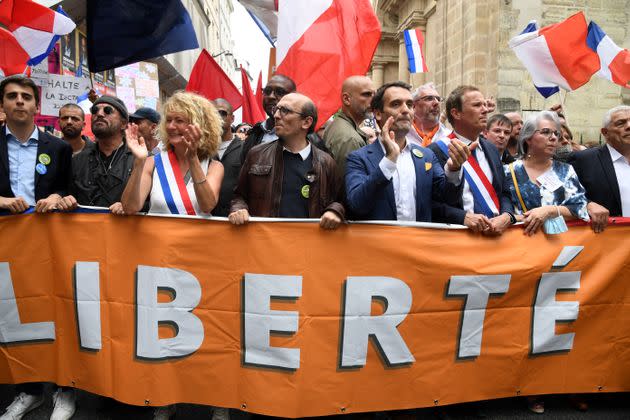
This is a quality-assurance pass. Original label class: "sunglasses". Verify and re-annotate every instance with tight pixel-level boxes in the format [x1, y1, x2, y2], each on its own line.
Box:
[90, 105, 116, 115]
[262, 86, 288, 97]
[218, 109, 228, 118]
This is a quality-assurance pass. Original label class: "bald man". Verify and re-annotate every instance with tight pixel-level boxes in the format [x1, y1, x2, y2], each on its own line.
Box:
[323, 75, 375, 182]
[230, 93, 344, 229]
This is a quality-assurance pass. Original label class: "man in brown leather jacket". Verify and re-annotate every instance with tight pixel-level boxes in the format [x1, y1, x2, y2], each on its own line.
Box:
[229, 93, 344, 229]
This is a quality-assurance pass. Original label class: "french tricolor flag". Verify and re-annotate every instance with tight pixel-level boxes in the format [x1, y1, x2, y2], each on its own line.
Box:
[509, 12, 599, 98]
[275, 0, 381, 129]
[403, 28, 428, 73]
[0, 0, 76, 66]
[0, 27, 29, 76]
[586, 21, 630, 89]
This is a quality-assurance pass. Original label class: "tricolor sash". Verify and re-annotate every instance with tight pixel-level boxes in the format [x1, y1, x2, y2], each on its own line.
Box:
[437, 134, 499, 217]
[153, 150, 197, 215]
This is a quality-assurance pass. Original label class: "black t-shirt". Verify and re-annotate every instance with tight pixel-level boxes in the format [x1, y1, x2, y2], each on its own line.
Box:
[279, 150, 313, 218]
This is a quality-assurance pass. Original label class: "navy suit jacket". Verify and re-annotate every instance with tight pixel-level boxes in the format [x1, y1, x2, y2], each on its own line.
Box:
[428, 137, 512, 223]
[0, 127, 72, 201]
[345, 140, 459, 222]
[568, 145, 622, 216]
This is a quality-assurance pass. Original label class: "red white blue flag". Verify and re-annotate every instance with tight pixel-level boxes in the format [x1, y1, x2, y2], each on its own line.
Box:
[586, 21, 630, 89]
[275, 0, 381, 129]
[0, 27, 29, 75]
[404, 28, 428, 73]
[0, 0, 75, 66]
[508, 12, 599, 98]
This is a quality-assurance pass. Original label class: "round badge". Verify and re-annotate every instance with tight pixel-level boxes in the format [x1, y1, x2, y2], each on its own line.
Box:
[412, 149, 424, 159]
[301, 185, 310, 199]
[36, 163, 47, 175]
[38, 153, 51, 165]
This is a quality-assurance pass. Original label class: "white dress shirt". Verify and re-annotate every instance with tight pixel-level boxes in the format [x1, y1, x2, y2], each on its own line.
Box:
[378, 140, 416, 221]
[607, 144, 630, 216]
[444, 133, 495, 214]
[283, 142, 312, 160]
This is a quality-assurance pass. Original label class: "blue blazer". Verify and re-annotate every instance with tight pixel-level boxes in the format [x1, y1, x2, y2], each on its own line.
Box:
[0, 128, 72, 201]
[345, 140, 458, 222]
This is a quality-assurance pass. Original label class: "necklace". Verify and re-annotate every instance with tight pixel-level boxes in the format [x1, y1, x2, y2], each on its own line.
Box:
[96, 143, 123, 175]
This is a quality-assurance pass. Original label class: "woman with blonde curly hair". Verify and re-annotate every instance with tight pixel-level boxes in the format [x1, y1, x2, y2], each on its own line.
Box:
[121, 91, 224, 215]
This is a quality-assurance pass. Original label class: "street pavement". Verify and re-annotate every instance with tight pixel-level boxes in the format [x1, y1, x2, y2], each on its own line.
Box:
[0, 385, 628, 419]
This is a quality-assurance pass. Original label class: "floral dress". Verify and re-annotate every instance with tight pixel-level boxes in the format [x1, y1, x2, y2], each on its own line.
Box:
[503, 160, 589, 220]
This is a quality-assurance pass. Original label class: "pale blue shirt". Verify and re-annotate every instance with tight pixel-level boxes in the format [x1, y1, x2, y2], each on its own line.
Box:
[6, 126, 39, 206]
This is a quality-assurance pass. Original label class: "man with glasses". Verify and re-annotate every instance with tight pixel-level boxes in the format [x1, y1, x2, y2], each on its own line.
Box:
[323, 75, 375, 183]
[229, 93, 344, 229]
[213, 98, 243, 216]
[406, 82, 452, 147]
[240, 74, 296, 162]
[241, 74, 329, 163]
[57, 95, 134, 214]
[428, 85, 514, 234]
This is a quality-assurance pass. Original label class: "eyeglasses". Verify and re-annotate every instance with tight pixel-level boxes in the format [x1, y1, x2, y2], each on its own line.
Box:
[263, 86, 288, 97]
[217, 109, 228, 118]
[90, 105, 115, 115]
[417, 95, 443, 103]
[534, 128, 561, 139]
[273, 105, 305, 118]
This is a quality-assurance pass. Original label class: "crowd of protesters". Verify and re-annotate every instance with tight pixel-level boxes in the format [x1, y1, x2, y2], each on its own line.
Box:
[0, 71, 628, 419]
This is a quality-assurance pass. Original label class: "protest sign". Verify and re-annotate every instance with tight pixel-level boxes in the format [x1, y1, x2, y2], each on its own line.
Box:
[40, 74, 91, 116]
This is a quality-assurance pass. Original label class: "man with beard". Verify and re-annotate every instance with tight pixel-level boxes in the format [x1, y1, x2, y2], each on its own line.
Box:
[345, 81, 467, 222]
[504, 111, 524, 163]
[241, 74, 328, 163]
[429, 85, 514, 234]
[406, 82, 452, 147]
[57, 95, 134, 214]
[323, 75, 375, 182]
[58, 103, 93, 156]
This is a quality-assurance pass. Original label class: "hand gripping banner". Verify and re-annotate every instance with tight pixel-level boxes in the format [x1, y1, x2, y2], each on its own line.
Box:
[0, 213, 629, 417]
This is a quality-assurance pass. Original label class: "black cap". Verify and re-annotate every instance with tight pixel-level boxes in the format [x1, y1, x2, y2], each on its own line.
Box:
[129, 107, 161, 124]
[92, 95, 129, 121]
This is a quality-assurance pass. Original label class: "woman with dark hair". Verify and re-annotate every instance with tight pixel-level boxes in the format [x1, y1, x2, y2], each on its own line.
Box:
[504, 111, 589, 238]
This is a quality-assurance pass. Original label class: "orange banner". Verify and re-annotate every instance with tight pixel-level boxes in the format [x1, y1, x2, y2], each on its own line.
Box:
[1, 213, 629, 417]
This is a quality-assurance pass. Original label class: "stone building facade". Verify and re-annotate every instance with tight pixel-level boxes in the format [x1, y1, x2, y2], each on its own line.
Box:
[370, 0, 630, 142]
